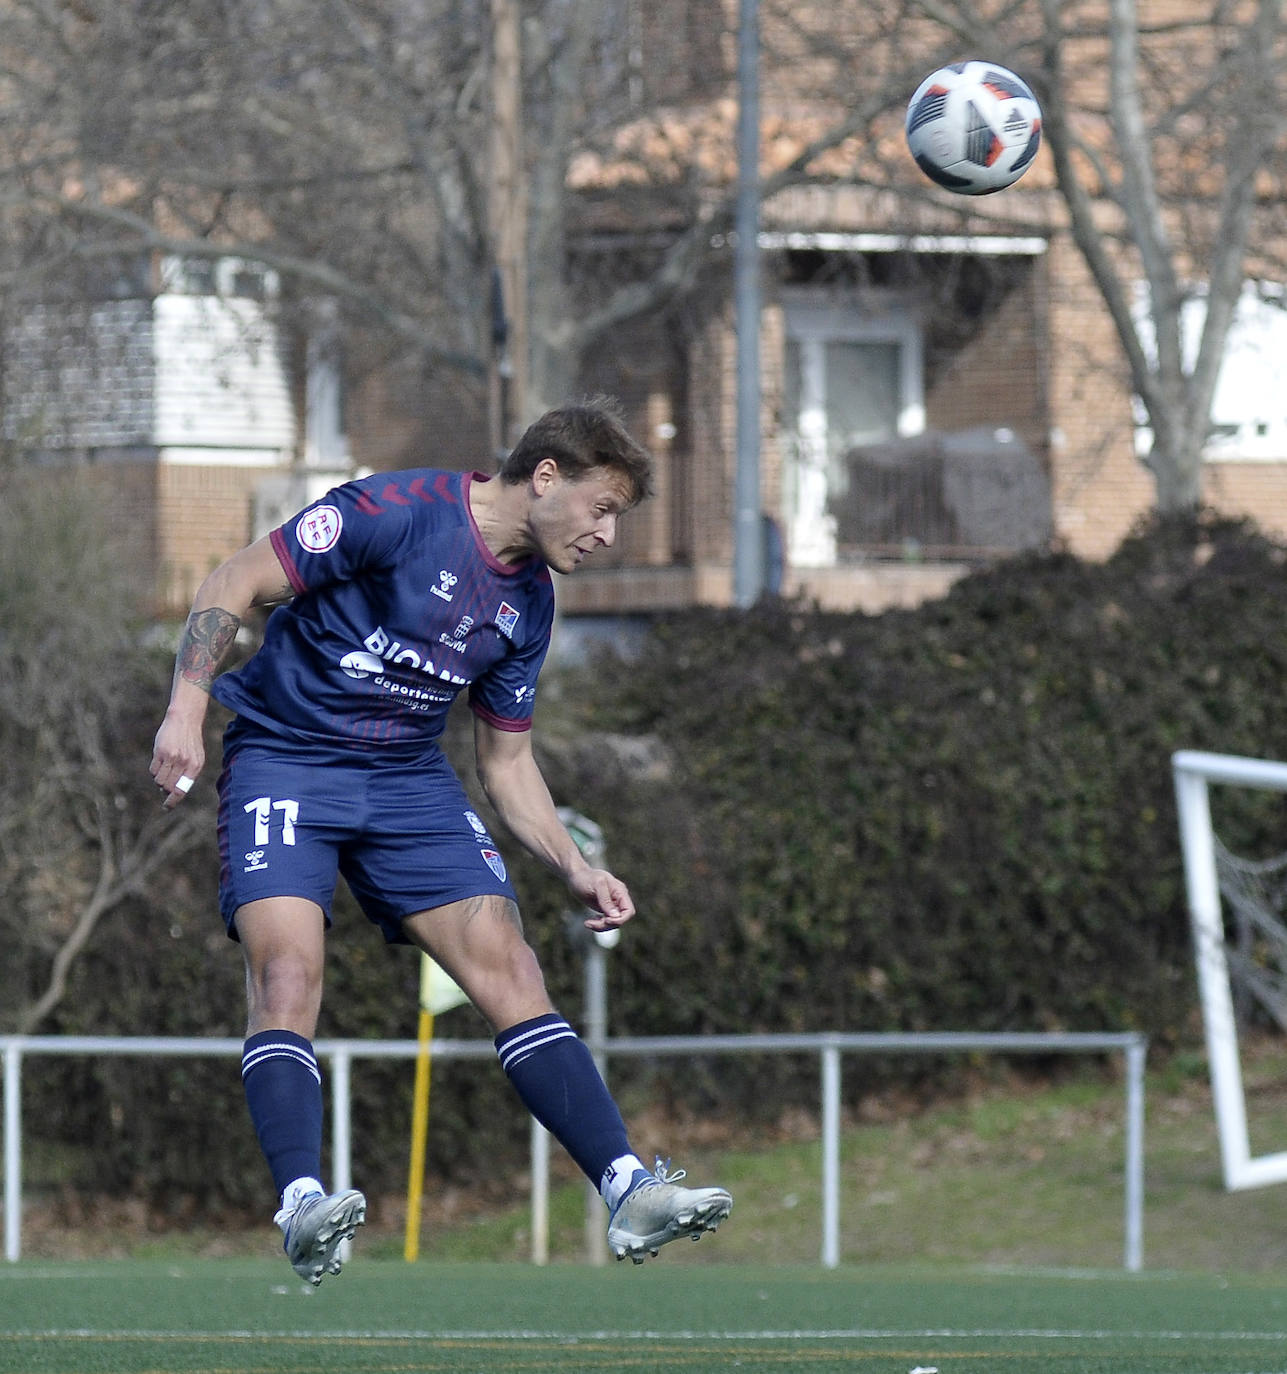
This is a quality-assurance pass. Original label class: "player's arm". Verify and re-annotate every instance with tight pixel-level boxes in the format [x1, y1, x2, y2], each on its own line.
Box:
[472, 716, 636, 931]
[150, 536, 295, 808]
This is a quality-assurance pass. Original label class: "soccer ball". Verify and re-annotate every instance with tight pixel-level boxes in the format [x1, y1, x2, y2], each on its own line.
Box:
[905, 61, 1042, 195]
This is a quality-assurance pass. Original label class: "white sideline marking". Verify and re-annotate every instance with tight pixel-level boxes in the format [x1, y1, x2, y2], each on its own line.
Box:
[7, 1327, 1287, 1343]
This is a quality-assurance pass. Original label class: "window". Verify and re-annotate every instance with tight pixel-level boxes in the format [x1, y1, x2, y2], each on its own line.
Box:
[781, 294, 924, 566]
[1134, 280, 1287, 462]
[159, 256, 279, 301]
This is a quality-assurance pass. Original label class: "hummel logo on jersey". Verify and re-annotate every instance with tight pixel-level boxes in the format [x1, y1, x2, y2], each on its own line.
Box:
[496, 602, 520, 638]
[431, 570, 458, 601]
[514, 684, 536, 707]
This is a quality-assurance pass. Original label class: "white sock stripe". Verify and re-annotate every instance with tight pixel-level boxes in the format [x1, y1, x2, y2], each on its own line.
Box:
[499, 1018, 573, 1051]
[498, 1027, 578, 1072]
[496, 1023, 577, 1074]
[241, 1042, 321, 1083]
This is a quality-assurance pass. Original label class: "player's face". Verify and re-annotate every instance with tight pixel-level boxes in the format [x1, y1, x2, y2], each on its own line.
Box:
[534, 467, 635, 574]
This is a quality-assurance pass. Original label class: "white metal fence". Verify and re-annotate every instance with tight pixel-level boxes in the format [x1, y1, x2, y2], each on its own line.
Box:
[2, 1030, 1147, 1269]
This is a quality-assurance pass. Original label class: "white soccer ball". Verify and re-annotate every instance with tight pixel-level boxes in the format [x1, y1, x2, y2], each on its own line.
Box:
[905, 60, 1042, 195]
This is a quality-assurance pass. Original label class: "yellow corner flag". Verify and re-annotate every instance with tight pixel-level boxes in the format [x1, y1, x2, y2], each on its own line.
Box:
[405, 954, 470, 1262]
[420, 953, 470, 1016]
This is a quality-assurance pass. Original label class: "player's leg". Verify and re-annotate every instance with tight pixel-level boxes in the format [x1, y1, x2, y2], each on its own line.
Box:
[401, 896, 732, 1262]
[235, 896, 366, 1285]
[217, 741, 365, 1284]
[236, 895, 328, 1199]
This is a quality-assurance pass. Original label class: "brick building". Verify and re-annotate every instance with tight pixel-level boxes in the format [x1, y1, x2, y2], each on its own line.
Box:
[6, 4, 1287, 624]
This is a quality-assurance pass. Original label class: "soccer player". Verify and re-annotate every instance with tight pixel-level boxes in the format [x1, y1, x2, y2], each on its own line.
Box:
[149, 402, 732, 1284]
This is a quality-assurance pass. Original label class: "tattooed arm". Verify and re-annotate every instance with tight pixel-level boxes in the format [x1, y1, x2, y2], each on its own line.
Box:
[150, 536, 295, 807]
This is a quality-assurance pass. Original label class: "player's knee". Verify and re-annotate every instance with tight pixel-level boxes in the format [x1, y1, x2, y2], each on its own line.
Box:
[247, 952, 322, 1023]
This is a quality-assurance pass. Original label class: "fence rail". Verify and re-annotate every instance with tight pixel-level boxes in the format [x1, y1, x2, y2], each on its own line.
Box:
[2, 1030, 1147, 1270]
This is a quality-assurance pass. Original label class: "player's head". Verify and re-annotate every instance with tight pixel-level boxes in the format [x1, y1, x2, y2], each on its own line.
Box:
[499, 399, 654, 507]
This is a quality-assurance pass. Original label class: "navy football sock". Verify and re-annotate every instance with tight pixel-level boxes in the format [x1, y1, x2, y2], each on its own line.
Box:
[241, 1030, 324, 1199]
[495, 1014, 633, 1187]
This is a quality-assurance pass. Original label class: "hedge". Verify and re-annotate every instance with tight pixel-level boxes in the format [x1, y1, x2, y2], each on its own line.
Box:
[27, 511, 1287, 1213]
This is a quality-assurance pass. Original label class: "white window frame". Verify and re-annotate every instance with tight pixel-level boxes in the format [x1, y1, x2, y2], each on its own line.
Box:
[781, 293, 925, 566]
[159, 255, 280, 301]
[1134, 279, 1287, 463]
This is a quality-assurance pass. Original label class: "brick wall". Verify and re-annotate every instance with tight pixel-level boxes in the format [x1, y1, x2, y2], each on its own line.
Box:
[156, 463, 291, 611]
[1202, 462, 1287, 541]
[1043, 237, 1156, 558]
[924, 262, 1049, 458]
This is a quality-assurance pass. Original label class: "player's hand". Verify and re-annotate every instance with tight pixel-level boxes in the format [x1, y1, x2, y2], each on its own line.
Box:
[149, 711, 206, 809]
[572, 867, 636, 931]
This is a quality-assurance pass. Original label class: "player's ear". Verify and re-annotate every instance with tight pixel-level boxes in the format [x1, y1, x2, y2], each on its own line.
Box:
[531, 456, 561, 494]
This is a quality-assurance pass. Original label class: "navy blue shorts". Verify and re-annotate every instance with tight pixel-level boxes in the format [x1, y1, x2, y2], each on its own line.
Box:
[216, 729, 517, 943]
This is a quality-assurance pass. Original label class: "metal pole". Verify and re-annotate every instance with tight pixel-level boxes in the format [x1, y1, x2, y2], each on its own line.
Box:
[1124, 1038, 1146, 1271]
[732, 0, 762, 608]
[584, 943, 609, 1265]
[531, 1120, 550, 1265]
[489, 0, 526, 445]
[329, 1047, 352, 1193]
[329, 1047, 355, 1267]
[821, 1043, 841, 1268]
[4, 1043, 19, 1263]
[1174, 763, 1253, 1188]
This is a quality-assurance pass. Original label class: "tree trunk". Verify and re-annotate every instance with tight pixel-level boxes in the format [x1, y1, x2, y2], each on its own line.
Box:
[1144, 412, 1205, 513]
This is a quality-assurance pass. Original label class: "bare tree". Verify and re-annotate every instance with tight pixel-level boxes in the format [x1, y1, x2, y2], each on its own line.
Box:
[0, 467, 211, 1033]
[1034, 0, 1287, 510]
[1, 1, 1283, 508]
[732, 0, 1287, 512]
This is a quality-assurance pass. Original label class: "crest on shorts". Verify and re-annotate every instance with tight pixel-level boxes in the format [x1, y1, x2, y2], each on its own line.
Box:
[481, 848, 507, 881]
[296, 504, 342, 553]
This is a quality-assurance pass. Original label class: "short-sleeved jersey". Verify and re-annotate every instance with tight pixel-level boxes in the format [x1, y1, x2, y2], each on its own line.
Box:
[211, 469, 554, 759]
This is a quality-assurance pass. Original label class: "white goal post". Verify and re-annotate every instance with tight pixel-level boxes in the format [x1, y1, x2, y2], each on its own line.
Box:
[1173, 749, 1287, 1190]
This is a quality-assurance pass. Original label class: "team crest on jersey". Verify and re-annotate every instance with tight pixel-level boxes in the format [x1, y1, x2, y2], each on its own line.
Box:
[296, 504, 342, 553]
[495, 601, 520, 639]
[481, 848, 507, 881]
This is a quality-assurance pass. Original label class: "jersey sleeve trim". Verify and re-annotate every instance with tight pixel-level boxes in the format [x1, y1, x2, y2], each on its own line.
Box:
[270, 527, 309, 596]
[470, 699, 534, 733]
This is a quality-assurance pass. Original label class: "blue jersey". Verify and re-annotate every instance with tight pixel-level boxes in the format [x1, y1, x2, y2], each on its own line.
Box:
[212, 469, 554, 758]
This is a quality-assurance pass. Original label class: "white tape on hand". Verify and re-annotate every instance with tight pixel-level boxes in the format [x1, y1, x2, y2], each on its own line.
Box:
[174, 775, 195, 794]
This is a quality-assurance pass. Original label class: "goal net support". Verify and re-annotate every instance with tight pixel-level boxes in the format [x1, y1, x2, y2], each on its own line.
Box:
[1174, 749, 1287, 1191]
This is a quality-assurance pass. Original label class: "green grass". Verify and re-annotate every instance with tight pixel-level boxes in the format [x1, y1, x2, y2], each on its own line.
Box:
[26, 1038, 1287, 1275]
[2, 1259, 1287, 1372]
[363, 1039, 1287, 1273]
[10, 1044, 1287, 1370]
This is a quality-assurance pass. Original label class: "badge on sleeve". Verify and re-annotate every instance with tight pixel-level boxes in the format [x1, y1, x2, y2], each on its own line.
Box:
[296, 504, 343, 553]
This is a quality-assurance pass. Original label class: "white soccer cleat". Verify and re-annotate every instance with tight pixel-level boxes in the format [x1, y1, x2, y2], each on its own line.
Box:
[607, 1159, 732, 1264]
[275, 1188, 366, 1286]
